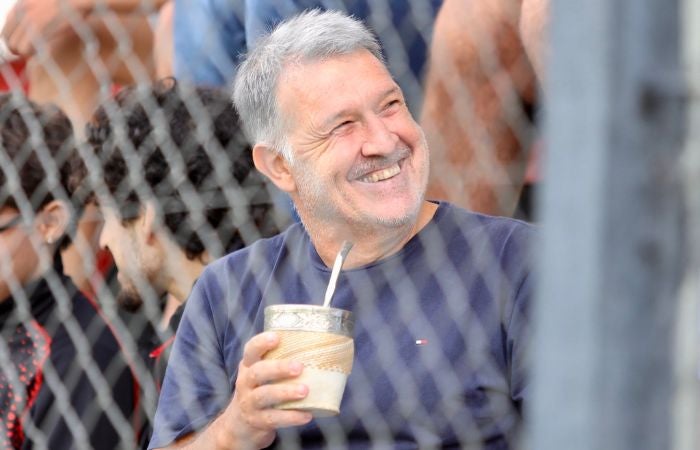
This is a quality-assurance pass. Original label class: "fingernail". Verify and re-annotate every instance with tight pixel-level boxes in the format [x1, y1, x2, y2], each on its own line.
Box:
[289, 361, 303, 374]
[265, 332, 277, 343]
[296, 385, 308, 397]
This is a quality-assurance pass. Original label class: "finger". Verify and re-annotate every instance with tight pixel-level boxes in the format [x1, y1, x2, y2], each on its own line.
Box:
[241, 332, 280, 367]
[241, 359, 304, 389]
[247, 408, 313, 430]
[249, 382, 309, 410]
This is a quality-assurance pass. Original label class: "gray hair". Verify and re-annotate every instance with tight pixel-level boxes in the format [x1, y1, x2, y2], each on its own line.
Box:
[232, 9, 384, 161]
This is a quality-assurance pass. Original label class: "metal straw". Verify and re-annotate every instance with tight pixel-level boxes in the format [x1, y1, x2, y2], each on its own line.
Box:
[322, 241, 354, 308]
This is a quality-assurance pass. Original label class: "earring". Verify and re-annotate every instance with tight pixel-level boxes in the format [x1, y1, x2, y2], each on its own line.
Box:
[46, 237, 55, 245]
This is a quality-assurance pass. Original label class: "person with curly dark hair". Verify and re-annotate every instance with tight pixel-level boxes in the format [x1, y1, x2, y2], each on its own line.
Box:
[83, 77, 281, 354]
[80, 79, 282, 448]
[0, 92, 138, 448]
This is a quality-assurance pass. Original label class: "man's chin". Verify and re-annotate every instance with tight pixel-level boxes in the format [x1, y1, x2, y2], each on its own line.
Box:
[367, 200, 422, 228]
[373, 214, 415, 228]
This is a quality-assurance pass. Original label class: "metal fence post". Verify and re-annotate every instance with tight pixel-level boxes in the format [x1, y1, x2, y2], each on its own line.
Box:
[674, 0, 700, 448]
[530, 0, 687, 449]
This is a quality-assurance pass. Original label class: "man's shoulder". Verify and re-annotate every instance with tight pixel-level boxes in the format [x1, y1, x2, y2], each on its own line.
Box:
[436, 201, 536, 238]
[188, 223, 307, 309]
[430, 202, 536, 270]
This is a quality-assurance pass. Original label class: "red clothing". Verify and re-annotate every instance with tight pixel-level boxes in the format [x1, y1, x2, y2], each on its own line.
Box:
[0, 60, 27, 92]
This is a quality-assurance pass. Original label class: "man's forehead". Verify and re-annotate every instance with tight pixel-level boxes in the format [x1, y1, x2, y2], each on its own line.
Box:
[281, 51, 388, 90]
[277, 52, 398, 121]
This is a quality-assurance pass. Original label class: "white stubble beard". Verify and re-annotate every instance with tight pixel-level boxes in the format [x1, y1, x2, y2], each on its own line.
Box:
[290, 130, 430, 233]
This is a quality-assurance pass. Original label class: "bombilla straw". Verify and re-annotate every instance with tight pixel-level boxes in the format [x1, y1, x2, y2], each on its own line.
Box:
[323, 241, 354, 308]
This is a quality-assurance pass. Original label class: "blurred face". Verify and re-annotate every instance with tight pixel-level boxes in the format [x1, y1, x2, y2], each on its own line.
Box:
[277, 50, 429, 231]
[0, 207, 41, 302]
[98, 206, 163, 311]
[62, 202, 105, 296]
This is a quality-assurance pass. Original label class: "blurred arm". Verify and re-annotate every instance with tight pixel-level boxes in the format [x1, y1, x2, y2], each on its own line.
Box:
[421, 0, 537, 216]
[2, 0, 169, 57]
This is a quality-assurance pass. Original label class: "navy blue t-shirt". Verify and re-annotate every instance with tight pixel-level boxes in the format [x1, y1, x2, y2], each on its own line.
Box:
[150, 202, 534, 449]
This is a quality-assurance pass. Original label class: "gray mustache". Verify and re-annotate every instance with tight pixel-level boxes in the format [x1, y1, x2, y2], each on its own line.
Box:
[348, 147, 410, 179]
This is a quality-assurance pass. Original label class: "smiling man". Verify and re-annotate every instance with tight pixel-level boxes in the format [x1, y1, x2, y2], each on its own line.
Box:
[271, 49, 431, 234]
[150, 10, 535, 450]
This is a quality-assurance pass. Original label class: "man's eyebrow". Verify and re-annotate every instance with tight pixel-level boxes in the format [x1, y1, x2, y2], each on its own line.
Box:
[319, 108, 355, 132]
[374, 86, 403, 107]
[319, 86, 402, 131]
[380, 86, 402, 100]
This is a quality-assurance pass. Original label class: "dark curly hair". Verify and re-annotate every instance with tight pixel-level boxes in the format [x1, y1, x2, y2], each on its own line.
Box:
[0, 93, 80, 249]
[84, 79, 280, 260]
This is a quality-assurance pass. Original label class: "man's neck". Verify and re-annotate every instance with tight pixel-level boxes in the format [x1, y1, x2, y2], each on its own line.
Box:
[306, 201, 439, 269]
[164, 250, 208, 304]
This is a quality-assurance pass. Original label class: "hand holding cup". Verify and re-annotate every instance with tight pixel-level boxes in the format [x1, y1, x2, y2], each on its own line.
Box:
[221, 332, 313, 449]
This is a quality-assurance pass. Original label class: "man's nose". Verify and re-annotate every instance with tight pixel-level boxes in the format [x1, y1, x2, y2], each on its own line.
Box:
[361, 116, 399, 157]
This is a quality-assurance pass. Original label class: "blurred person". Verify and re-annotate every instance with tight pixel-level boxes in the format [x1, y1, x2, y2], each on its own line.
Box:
[520, 0, 548, 81]
[0, 92, 137, 448]
[150, 10, 535, 450]
[1, 0, 173, 129]
[173, 0, 442, 113]
[153, 1, 174, 79]
[171, 0, 245, 87]
[244, 0, 444, 113]
[0, 0, 175, 298]
[421, 0, 538, 217]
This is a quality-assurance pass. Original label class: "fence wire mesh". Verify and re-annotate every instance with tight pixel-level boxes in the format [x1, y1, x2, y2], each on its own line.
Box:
[0, 0, 694, 449]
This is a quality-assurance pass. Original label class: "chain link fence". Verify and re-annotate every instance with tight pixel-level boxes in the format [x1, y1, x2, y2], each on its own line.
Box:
[0, 0, 695, 449]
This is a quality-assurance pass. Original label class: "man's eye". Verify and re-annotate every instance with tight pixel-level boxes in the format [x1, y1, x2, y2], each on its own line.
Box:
[384, 99, 402, 111]
[333, 121, 354, 133]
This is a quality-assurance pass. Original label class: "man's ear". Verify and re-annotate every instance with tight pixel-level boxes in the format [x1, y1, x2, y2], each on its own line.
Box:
[252, 144, 296, 193]
[36, 200, 70, 244]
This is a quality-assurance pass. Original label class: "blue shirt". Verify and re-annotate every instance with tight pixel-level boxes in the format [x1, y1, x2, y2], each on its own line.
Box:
[150, 202, 534, 449]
